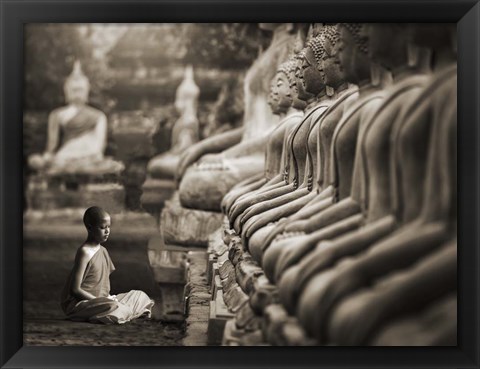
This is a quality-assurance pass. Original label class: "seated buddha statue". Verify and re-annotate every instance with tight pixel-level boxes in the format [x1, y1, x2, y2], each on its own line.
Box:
[147, 65, 200, 180]
[243, 26, 364, 262]
[229, 26, 357, 241]
[28, 61, 123, 177]
[177, 23, 297, 212]
[292, 24, 457, 343]
[274, 23, 432, 308]
[327, 74, 457, 346]
[221, 59, 305, 214]
[259, 24, 392, 281]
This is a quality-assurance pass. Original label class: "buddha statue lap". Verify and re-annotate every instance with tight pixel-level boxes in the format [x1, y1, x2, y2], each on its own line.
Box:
[28, 61, 124, 180]
[369, 292, 457, 346]
[147, 65, 200, 180]
[177, 24, 297, 212]
[293, 25, 457, 343]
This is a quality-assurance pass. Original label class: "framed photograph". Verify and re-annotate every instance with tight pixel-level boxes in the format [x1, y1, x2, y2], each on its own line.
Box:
[1, 0, 479, 368]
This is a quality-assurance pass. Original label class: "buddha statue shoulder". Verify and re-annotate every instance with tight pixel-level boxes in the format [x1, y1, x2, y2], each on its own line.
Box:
[28, 61, 123, 177]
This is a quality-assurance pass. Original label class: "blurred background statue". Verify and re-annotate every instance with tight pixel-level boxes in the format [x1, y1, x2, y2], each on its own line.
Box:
[28, 61, 123, 177]
[147, 65, 200, 179]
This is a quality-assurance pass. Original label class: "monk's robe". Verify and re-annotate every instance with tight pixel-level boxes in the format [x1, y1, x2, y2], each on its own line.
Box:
[61, 246, 154, 324]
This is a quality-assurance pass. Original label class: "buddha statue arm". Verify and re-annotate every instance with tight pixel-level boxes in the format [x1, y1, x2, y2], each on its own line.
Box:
[45, 111, 60, 155]
[92, 112, 107, 156]
[220, 133, 271, 158]
[176, 127, 244, 179]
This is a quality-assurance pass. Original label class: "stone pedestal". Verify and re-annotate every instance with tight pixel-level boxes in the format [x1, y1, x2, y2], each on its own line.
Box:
[161, 192, 224, 248]
[140, 178, 176, 219]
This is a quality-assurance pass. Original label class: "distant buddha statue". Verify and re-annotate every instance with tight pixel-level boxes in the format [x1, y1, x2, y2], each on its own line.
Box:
[177, 24, 297, 212]
[147, 65, 200, 179]
[28, 61, 123, 177]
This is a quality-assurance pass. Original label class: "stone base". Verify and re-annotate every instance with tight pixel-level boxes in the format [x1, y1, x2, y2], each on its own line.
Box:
[161, 192, 224, 248]
[207, 291, 235, 345]
[140, 177, 176, 218]
[27, 182, 125, 213]
[183, 251, 212, 346]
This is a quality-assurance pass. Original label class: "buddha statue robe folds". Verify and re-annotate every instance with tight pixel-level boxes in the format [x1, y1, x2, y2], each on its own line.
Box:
[28, 61, 124, 178]
[177, 24, 297, 212]
[294, 27, 457, 343]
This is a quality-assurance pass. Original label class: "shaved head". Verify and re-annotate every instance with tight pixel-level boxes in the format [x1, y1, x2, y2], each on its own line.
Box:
[83, 206, 110, 229]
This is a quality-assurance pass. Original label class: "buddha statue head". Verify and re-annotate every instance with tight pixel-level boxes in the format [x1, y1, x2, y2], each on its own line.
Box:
[296, 34, 326, 97]
[268, 79, 283, 115]
[175, 65, 200, 114]
[64, 60, 90, 105]
[367, 23, 412, 70]
[274, 58, 299, 113]
[338, 23, 372, 84]
[317, 24, 346, 88]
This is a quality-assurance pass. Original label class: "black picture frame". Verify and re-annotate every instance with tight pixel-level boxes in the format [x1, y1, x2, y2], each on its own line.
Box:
[1, 0, 478, 368]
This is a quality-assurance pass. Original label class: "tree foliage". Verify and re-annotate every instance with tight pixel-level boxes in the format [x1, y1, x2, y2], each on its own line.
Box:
[182, 24, 271, 69]
[24, 24, 114, 110]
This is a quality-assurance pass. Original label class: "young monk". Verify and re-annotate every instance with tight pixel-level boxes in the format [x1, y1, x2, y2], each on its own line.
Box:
[61, 206, 154, 324]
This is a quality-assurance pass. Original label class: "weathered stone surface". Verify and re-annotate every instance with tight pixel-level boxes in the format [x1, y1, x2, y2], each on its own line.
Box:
[161, 193, 223, 247]
[208, 227, 229, 257]
[140, 177, 175, 216]
[250, 275, 279, 314]
[183, 250, 211, 346]
[235, 260, 263, 294]
[262, 304, 289, 344]
[218, 260, 235, 280]
[207, 299, 232, 346]
[235, 301, 261, 331]
[223, 286, 249, 313]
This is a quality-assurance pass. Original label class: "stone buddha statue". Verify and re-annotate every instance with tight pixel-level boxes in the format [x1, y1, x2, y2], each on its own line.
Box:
[262, 25, 390, 281]
[289, 24, 456, 343]
[228, 26, 343, 238]
[28, 61, 123, 177]
[264, 23, 432, 289]
[147, 65, 200, 180]
[176, 23, 297, 212]
[221, 58, 305, 214]
[323, 25, 457, 346]
[242, 26, 364, 262]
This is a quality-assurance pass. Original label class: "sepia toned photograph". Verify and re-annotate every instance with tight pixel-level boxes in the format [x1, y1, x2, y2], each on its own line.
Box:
[23, 22, 457, 347]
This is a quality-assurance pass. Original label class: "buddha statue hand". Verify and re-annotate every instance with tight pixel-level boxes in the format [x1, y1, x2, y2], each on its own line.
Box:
[28, 152, 54, 171]
[175, 127, 244, 182]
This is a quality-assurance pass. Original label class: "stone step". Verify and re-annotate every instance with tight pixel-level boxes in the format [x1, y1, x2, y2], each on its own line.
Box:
[207, 291, 235, 345]
[161, 193, 224, 248]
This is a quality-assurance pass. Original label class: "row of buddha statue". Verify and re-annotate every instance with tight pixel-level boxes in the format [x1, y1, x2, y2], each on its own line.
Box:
[160, 22, 456, 345]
